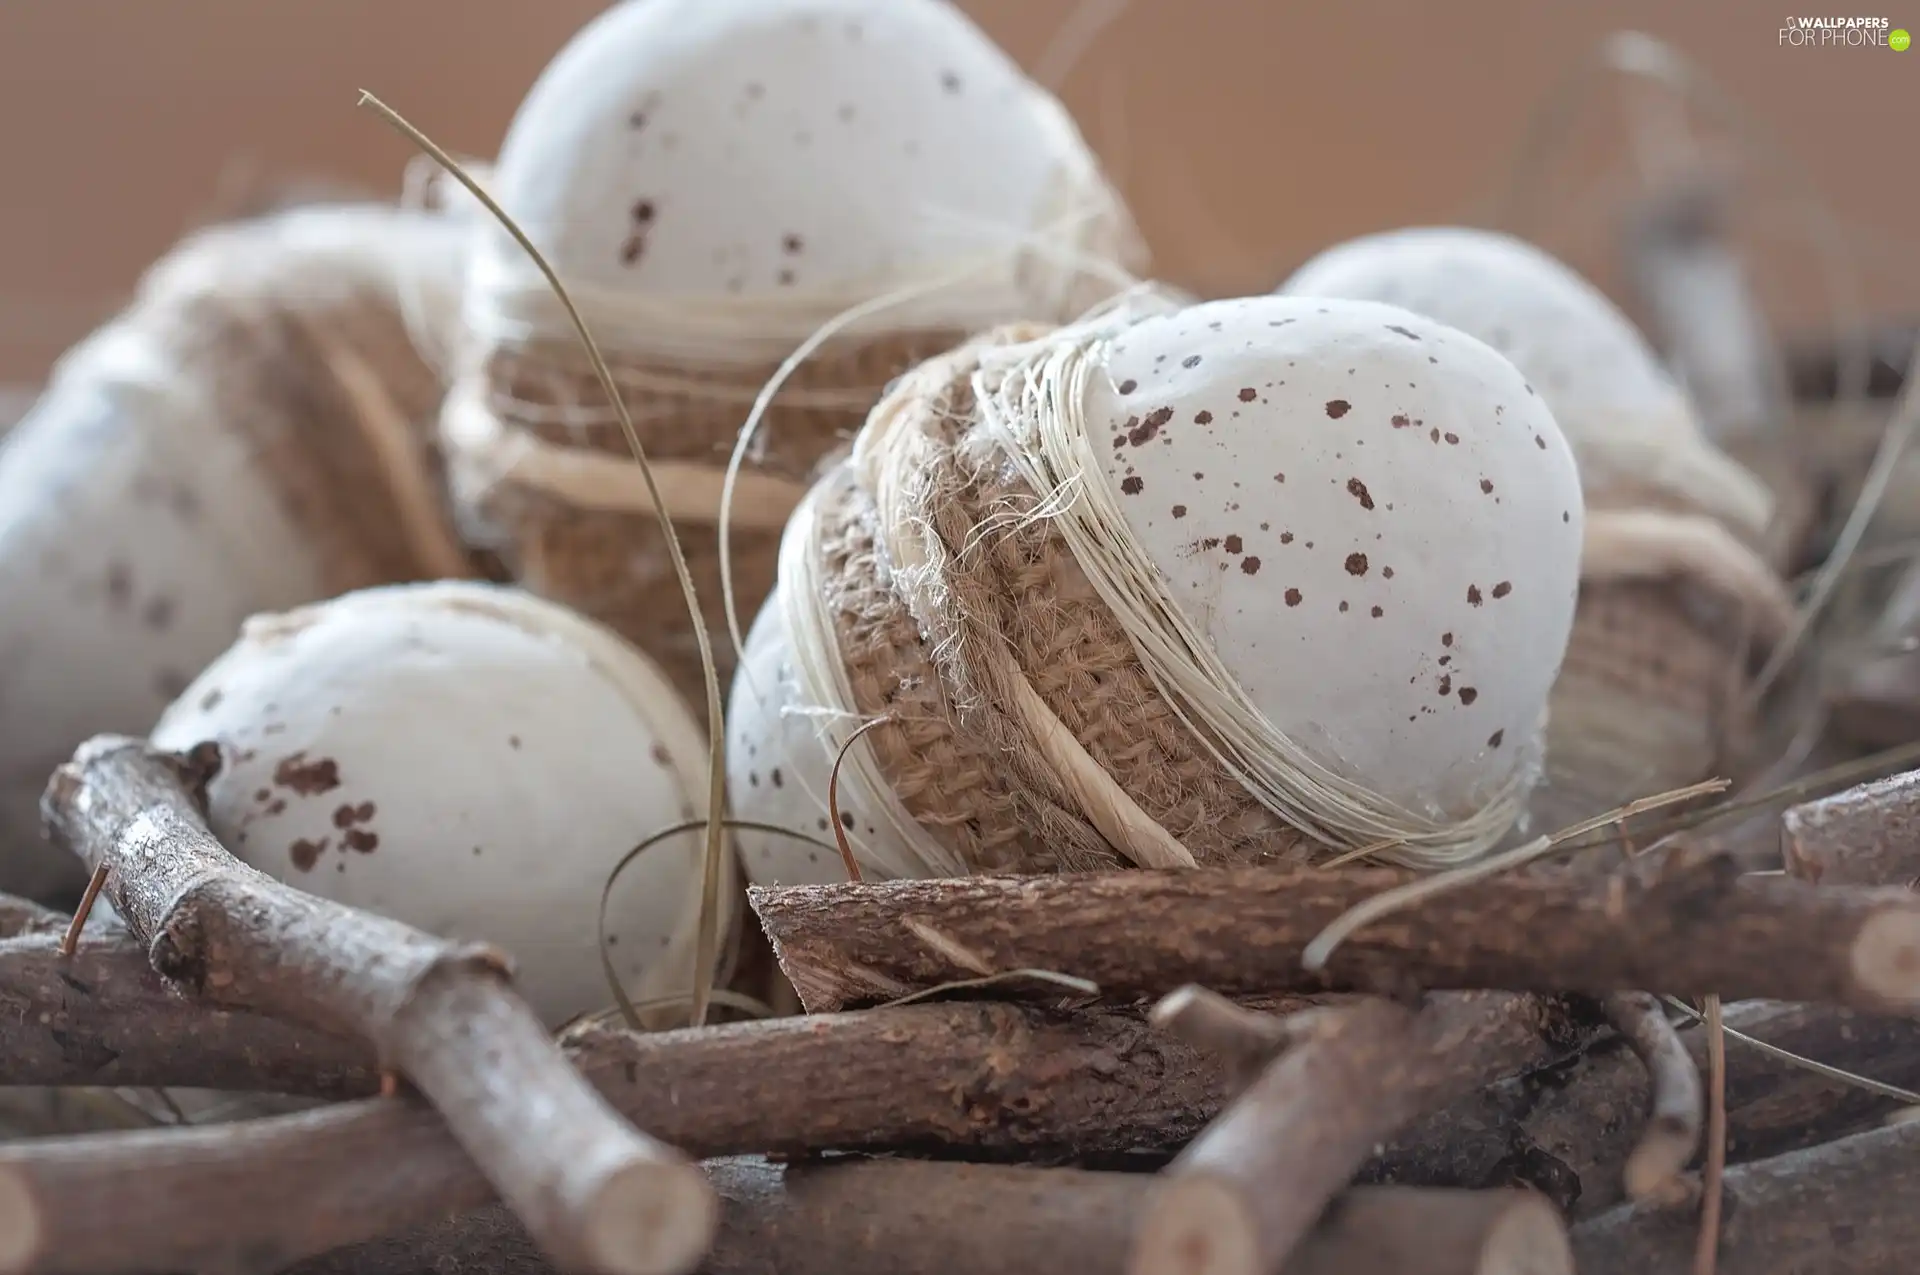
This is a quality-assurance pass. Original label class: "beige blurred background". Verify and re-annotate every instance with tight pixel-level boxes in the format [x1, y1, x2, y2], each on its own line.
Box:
[0, 0, 1914, 384]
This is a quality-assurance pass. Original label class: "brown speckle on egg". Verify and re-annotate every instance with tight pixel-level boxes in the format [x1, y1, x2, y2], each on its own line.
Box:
[1491, 581, 1512, 599]
[272, 752, 340, 796]
[1346, 478, 1374, 510]
[1370, 605, 1384, 618]
[1241, 557, 1262, 575]
[1224, 534, 1243, 554]
[288, 838, 328, 872]
[1444, 432, 1460, 445]
[1121, 476, 1144, 495]
[1438, 675, 1452, 697]
[1385, 324, 1422, 341]
[1117, 378, 1138, 395]
[343, 828, 380, 853]
[1325, 398, 1350, 418]
[1195, 410, 1213, 424]
[1467, 585, 1483, 606]
[1480, 479, 1494, 494]
[1284, 587, 1302, 606]
[1172, 504, 1188, 518]
[1458, 687, 1479, 706]
[1344, 552, 1369, 576]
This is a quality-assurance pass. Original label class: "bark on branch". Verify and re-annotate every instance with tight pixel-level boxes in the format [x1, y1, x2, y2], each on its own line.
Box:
[1135, 991, 1564, 1275]
[1371, 999, 1920, 1219]
[748, 859, 1920, 1013]
[1571, 1118, 1920, 1273]
[1783, 768, 1920, 887]
[30, 736, 713, 1275]
[278, 1158, 1575, 1275]
[0, 995, 1225, 1275]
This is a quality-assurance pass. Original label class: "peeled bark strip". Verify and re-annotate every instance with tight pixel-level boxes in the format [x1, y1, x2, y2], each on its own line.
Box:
[1783, 769, 1920, 887]
[1570, 1118, 1920, 1274]
[1134, 993, 1565, 1275]
[1600, 992, 1703, 1205]
[282, 1158, 1573, 1275]
[0, 998, 1223, 1275]
[1373, 999, 1920, 1219]
[33, 736, 713, 1275]
[749, 859, 1920, 1013]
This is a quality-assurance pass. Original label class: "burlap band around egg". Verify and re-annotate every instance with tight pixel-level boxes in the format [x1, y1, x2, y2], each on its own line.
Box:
[766, 322, 1546, 880]
[1532, 506, 1799, 831]
[437, 329, 974, 708]
[128, 228, 473, 592]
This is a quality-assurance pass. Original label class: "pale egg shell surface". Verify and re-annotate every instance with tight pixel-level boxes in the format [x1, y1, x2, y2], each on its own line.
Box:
[1277, 227, 1696, 447]
[726, 590, 866, 888]
[483, 0, 1096, 295]
[0, 327, 330, 899]
[1088, 295, 1585, 817]
[150, 581, 712, 1029]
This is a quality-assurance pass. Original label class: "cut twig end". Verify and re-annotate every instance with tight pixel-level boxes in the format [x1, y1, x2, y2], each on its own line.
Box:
[581, 1158, 719, 1275]
[1129, 1176, 1259, 1275]
[1849, 906, 1920, 1010]
[1481, 1191, 1577, 1275]
[0, 1168, 40, 1275]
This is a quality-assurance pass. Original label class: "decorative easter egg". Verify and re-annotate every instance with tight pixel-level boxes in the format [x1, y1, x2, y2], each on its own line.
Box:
[728, 295, 1588, 881]
[151, 581, 727, 1028]
[469, 0, 1137, 319]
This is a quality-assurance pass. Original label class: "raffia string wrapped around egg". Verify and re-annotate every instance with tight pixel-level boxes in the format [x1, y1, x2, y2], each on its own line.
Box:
[0, 202, 471, 903]
[438, 0, 1146, 706]
[1280, 227, 1799, 832]
[727, 293, 1587, 885]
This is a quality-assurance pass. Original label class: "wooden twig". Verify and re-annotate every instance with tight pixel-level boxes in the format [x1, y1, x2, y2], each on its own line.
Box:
[0, 995, 1226, 1275]
[0, 924, 371, 1093]
[748, 858, 1920, 1013]
[280, 1158, 1575, 1275]
[1373, 999, 1920, 1219]
[33, 736, 713, 1275]
[1571, 1118, 1920, 1274]
[1782, 768, 1920, 887]
[1602, 992, 1704, 1206]
[1133, 992, 1565, 1275]
[1145, 984, 1319, 1091]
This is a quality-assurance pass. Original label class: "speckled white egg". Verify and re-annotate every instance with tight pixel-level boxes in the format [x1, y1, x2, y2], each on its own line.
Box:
[471, 0, 1135, 308]
[726, 591, 864, 888]
[149, 580, 731, 1028]
[1276, 227, 1773, 541]
[1087, 295, 1586, 819]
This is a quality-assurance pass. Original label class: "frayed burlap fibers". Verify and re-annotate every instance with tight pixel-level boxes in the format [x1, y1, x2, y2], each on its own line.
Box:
[772, 329, 1319, 878]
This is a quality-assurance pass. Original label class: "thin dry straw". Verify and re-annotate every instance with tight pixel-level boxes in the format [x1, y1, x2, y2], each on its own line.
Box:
[1749, 333, 1920, 701]
[715, 198, 1147, 667]
[1299, 777, 1728, 973]
[358, 93, 733, 1030]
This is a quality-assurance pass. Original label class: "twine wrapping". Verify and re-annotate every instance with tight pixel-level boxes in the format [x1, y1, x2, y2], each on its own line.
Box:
[438, 137, 1148, 706]
[759, 314, 1549, 881]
